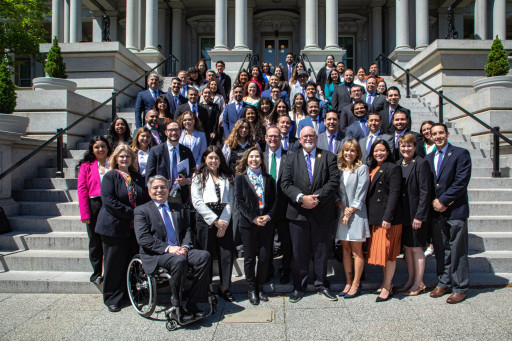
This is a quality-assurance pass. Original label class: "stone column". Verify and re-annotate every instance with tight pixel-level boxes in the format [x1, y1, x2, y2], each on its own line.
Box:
[493, 0, 506, 40]
[145, 0, 158, 50]
[69, 0, 82, 43]
[228, 1, 235, 49]
[415, 0, 429, 49]
[247, 1, 254, 50]
[64, 0, 70, 43]
[214, 0, 228, 49]
[51, 0, 64, 42]
[300, 2, 305, 49]
[304, 0, 319, 49]
[158, 8, 167, 55]
[125, 0, 137, 50]
[108, 13, 118, 41]
[234, 0, 248, 49]
[92, 12, 103, 42]
[474, 0, 487, 40]
[371, 6, 383, 59]
[138, 0, 145, 50]
[325, 0, 339, 49]
[171, 4, 183, 69]
[395, 0, 409, 49]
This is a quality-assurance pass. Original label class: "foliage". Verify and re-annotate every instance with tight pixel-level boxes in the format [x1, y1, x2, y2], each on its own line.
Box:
[0, 58, 17, 113]
[44, 36, 67, 78]
[485, 35, 510, 77]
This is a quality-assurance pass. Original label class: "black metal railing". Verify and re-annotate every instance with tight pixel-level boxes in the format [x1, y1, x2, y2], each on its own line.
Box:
[299, 53, 318, 80]
[0, 54, 178, 182]
[234, 53, 254, 83]
[377, 53, 512, 178]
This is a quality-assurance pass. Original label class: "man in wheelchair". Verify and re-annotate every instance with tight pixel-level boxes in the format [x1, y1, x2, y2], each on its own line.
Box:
[134, 175, 212, 321]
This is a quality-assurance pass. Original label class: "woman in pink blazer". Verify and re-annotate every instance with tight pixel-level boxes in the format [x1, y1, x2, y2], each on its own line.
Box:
[77, 136, 112, 285]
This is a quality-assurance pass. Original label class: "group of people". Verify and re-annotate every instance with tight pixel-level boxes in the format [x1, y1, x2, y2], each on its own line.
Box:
[77, 55, 472, 317]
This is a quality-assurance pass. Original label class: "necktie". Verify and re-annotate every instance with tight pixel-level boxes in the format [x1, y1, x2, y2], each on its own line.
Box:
[436, 150, 444, 176]
[270, 152, 277, 181]
[305, 153, 313, 183]
[174, 95, 179, 108]
[192, 104, 197, 115]
[395, 135, 400, 148]
[288, 65, 292, 81]
[152, 90, 157, 101]
[236, 102, 241, 115]
[328, 134, 335, 153]
[159, 204, 178, 246]
[312, 119, 318, 133]
[358, 119, 368, 136]
[301, 87, 306, 97]
[282, 136, 288, 150]
[367, 93, 372, 104]
[389, 108, 395, 123]
[366, 135, 374, 156]
[171, 147, 178, 184]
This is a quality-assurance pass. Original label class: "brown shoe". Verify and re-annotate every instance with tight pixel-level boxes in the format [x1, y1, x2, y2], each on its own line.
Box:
[446, 292, 467, 304]
[430, 286, 449, 298]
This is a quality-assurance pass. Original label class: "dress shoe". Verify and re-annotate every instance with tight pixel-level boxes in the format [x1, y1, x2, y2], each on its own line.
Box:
[403, 283, 427, 296]
[317, 288, 338, 301]
[248, 291, 260, 305]
[186, 302, 204, 318]
[344, 287, 361, 299]
[289, 290, 304, 303]
[375, 290, 393, 303]
[90, 276, 103, 285]
[107, 304, 120, 312]
[446, 292, 467, 304]
[279, 270, 291, 284]
[258, 289, 269, 302]
[430, 286, 449, 298]
[218, 289, 235, 302]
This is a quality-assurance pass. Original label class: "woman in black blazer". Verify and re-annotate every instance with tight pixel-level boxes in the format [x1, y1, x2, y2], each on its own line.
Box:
[315, 55, 336, 99]
[396, 133, 433, 296]
[95, 144, 150, 312]
[366, 139, 402, 302]
[234, 146, 277, 305]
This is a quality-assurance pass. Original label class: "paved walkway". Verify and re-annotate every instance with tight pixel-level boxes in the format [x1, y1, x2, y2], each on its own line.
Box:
[1, 287, 512, 340]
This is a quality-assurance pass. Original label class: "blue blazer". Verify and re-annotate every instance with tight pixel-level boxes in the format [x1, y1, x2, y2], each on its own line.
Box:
[297, 116, 326, 137]
[426, 144, 472, 220]
[179, 130, 207, 166]
[260, 89, 290, 106]
[223, 101, 247, 138]
[345, 120, 368, 141]
[135, 89, 165, 128]
[165, 92, 188, 116]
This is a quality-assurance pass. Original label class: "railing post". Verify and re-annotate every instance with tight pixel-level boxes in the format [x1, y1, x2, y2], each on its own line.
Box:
[492, 127, 502, 178]
[405, 68, 411, 98]
[111, 91, 117, 122]
[438, 90, 444, 124]
[56, 129, 64, 178]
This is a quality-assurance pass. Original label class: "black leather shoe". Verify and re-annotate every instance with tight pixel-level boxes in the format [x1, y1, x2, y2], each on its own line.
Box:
[107, 305, 120, 312]
[186, 302, 204, 318]
[182, 311, 195, 322]
[317, 288, 338, 301]
[218, 289, 235, 302]
[289, 290, 304, 303]
[90, 276, 102, 285]
[248, 291, 260, 305]
[258, 289, 269, 302]
[279, 270, 290, 284]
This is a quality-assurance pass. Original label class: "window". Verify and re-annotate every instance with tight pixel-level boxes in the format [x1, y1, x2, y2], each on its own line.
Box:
[199, 37, 215, 68]
[15, 59, 32, 87]
[338, 36, 354, 70]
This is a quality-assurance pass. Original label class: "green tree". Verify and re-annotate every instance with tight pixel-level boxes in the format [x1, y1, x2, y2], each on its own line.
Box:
[44, 37, 67, 78]
[485, 35, 511, 77]
[0, 59, 17, 114]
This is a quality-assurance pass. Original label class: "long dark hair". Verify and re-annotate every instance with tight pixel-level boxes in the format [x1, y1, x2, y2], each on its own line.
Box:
[106, 117, 132, 149]
[268, 99, 290, 126]
[368, 139, 395, 171]
[257, 97, 273, 120]
[244, 106, 266, 145]
[154, 95, 172, 119]
[195, 145, 233, 189]
[250, 65, 265, 85]
[420, 120, 436, 143]
[76, 136, 112, 170]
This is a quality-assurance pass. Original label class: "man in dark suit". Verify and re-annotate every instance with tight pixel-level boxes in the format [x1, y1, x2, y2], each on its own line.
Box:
[283, 53, 295, 82]
[145, 120, 197, 205]
[332, 68, 354, 113]
[344, 100, 370, 141]
[426, 123, 472, 304]
[278, 115, 300, 152]
[133, 109, 165, 147]
[281, 126, 340, 303]
[200, 87, 221, 145]
[134, 175, 211, 318]
[362, 76, 386, 112]
[390, 110, 425, 160]
[264, 126, 292, 284]
[297, 99, 326, 137]
[378, 86, 411, 134]
[261, 75, 290, 104]
[174, 87, 211, 140]
[339, 86, 371, 133]
[165, 77, 188, 117]
[359, 112, 394, 163]
[305, 82, 329, 120]
[317, 110, 344, 155]
[216, 60, 231, 102]
[223, 84, 247, 138]
[135, 72, 165, 128]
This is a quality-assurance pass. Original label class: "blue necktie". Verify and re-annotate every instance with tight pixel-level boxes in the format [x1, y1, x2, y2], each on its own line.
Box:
[174, 95, 179, 108]
[171, 147, 178, 183]
[436, 150, 444, 177]
[366, 135, 374, 156]
[305, 153, 313, 183]
[389, 108, 395, 123]
[367, 93, 372, 104]
[152, 90, 157, 101]
[159, 204, 178, 246]
[282, 135, 288, 150]
[358, 119, 368, 136]
[328, 134, 335, 153]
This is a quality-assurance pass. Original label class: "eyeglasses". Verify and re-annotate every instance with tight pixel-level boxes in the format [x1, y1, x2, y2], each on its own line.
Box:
[151, 186, 168, 190]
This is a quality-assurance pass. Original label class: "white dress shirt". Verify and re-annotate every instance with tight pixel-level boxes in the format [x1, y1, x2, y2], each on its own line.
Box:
[138, 149, 149, 175]
[266, 147, 283, 181]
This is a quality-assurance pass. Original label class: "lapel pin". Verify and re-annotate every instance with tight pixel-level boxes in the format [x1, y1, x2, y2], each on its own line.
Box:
[318, 153, 322, 158]
[448, 152, 452, 156]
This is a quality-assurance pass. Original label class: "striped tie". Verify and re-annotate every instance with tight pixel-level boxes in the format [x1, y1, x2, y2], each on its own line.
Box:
[305, 153, 313, 183]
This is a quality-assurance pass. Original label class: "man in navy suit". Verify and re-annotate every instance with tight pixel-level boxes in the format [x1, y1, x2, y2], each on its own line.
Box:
[378, 86, 411, 134]
[223, 84, 246, 138]
[297, 99, 326, 137]
[261, 75, 290, 105]
[283, 53, 295, 82]
[362, 76, 386, 112]
[305, 82, 328, 120]
[278, 115, 300, 152]
[135, 73, 165, 128]
[339, 85, 370, 133]
[426, 123, 472, 304]
[165, 77, 188, 117]
[317, 110, 344, 155]
[344, 100, 370, 141]
[390, 110, 425, 160]
[359, 112, 394, 163]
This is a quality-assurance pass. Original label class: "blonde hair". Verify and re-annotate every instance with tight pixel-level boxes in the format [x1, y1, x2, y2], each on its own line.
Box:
[225, 118, 256, 150]
[337, 139, 363, 173]
[398, 132, 417, 147]
[110, 144, 139, 172]
[131, 127, 151, 152]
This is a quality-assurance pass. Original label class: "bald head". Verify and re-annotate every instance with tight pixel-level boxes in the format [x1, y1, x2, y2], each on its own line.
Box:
[299, 126, 317, 152]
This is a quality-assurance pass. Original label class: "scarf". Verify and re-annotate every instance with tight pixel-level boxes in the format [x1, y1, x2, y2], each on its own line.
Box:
[247, 167, 265, 210]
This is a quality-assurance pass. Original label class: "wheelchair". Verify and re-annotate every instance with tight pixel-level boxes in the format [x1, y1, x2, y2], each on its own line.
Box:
[126, 254, 217, 331]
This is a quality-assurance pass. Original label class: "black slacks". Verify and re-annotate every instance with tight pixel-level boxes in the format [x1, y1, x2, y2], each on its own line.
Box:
[240, 222, 274, 291]
[101, 234, 131, 306]
[289, 218, 332, 291]
[87, 197, 103, 281]
[275, 217, 292, 272]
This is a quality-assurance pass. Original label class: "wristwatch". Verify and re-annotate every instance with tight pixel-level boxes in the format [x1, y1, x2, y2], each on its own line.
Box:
[298, 194, 304, 204]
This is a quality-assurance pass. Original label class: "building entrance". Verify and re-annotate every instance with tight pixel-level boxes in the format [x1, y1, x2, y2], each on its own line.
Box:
[261, 37, 292, 69]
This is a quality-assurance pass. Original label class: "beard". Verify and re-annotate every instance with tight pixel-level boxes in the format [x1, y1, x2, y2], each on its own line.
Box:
[303, 142, 315, 150]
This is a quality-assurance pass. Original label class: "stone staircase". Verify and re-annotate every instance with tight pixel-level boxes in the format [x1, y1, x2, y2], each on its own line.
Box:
[1, 80, 512, 294]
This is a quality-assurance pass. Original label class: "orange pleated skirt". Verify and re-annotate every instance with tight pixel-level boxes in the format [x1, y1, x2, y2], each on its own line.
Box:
[367, 224, 402, 267]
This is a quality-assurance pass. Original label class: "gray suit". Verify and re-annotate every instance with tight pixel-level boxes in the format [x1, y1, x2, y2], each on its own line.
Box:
[317, 131, 344, 155]
[359, 132, 394, 164]
[335, 165, 370, 241]
[362, 93, 386, 112]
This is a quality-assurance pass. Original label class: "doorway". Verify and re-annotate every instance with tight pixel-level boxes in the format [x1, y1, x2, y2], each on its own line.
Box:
[261, 37, 292, 70]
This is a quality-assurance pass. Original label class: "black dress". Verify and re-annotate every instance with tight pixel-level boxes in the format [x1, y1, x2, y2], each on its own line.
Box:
[400, 162, 427, 247]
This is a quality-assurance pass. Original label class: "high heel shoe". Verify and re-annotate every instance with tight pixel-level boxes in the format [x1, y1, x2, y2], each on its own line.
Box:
[403, 283, 427, 296]
[375, 288, 393, 302]
[344, 287, 361, 299]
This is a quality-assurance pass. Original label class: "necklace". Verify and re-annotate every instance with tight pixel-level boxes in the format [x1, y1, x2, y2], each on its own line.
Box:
[402, 161, 411, 167]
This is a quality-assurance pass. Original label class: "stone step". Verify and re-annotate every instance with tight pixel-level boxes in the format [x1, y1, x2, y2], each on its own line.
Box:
[37, 167, 77, 179]
[67, 150, 87, 159]
[469, 177, 512, 188]
[468, 216, 512, 232]
[0, 231, 87, 251]
[0, 250, 91, 272]
[24, 178, 77, 190]
[12, 189, 78, 202]
[469, 202, 512, 216]
[469, 232, 512, 252]
[0, 271, 100, 294]
[8, 216, 84, 232]
[468, 189, 512, 201]
[19, 202, 79, 216]
[63, 158, 82, 168]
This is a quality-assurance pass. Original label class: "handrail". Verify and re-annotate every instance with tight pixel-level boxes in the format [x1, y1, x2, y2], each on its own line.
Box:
[0, 54, 178, 181]
[234, 53, 252, 84]
[300, 53, 318, 81]
[377, 53, 511, 177]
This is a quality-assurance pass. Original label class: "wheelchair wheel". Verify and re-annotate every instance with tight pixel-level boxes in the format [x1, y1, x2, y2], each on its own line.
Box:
[127, 256, 157, 317]
[166, 319, 179, 331]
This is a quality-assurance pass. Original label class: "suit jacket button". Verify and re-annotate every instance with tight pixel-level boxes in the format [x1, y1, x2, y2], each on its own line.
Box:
[403, 194, 406, 197]
[436, 183, 440, 186]
[378, 190, 381, 193]
[377, 199, 380, 202]
[379, 181, 382, 184]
